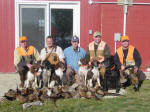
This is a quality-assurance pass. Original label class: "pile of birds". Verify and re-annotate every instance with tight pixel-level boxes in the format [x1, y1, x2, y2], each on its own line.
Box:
[1, 83, 104, 105]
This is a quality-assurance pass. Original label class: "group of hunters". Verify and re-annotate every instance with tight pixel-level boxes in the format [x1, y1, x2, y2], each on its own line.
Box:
[14, 31, 145, 92]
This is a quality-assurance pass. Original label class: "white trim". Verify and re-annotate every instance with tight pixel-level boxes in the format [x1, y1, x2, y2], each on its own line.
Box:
[45, 3, 50, 46]
[15, 1, 19, 48]
[16, 0, 80, 4]
[15, 0, 80, 48]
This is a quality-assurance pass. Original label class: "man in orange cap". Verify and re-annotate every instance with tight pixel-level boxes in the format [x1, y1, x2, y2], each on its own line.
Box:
[114, 35, 144, 91]
[14, 36, 41, 87]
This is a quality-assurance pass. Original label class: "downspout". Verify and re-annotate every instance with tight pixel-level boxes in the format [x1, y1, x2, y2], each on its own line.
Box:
[123, 0, 128, 36]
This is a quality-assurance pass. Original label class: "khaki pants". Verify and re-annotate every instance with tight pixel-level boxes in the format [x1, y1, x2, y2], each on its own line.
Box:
[100, 66, 106, 80]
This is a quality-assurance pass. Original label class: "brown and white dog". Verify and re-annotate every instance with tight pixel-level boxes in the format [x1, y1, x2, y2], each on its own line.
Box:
[54, 61, 66, 80]
[87, 60, 101, 88]
[78, 58, 89, 86]
[24, 64, 42, 88]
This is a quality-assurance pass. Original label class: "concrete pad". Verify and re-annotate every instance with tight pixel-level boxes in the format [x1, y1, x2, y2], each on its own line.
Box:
[0, 73, 20, 98]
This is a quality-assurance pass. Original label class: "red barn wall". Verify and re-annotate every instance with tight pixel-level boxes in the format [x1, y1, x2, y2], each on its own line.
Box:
[0, 0, 150, 72]
[83, 0, 150, 66]
[0, 0, 15, 72]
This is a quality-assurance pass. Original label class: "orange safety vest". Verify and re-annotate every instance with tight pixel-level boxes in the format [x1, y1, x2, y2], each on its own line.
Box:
[117, 45, 135, 65]
[89, 41, 106, 62]
[17, 46, 34, 56]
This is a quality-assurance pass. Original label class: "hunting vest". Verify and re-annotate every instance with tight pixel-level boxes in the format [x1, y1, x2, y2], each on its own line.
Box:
[45, 47, 60, 65]
[89, 41, 106, 62]
[17, 46, 35, 64]
[117, 45, 135, 66]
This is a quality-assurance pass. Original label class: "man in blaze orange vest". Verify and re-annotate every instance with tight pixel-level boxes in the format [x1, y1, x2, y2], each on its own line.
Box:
[85, 31, 111, 91]
[14, 36, 41, 87]
[114, 35, 145, 91]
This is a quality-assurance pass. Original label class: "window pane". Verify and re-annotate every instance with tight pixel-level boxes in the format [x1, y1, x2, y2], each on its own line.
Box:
[21, 8, 45, 52]
[51, 9, 73, 49]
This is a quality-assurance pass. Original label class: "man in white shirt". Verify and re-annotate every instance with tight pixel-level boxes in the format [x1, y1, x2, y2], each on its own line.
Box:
[40, 36, 65, 64]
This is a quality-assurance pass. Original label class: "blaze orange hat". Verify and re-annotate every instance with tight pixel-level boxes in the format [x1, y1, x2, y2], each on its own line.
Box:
[19, 36, 27, 42]
[121, 35, 129, 42]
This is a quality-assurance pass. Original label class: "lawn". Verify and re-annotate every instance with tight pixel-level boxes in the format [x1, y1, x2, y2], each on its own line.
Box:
[0, 80, 150, 112]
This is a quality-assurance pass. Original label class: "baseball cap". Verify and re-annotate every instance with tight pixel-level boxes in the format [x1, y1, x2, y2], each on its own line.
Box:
[93, 31, 101, 37]
[19, 36, 27, 42]
[121, 35, 129, 42]
[71, 36, 79, 42]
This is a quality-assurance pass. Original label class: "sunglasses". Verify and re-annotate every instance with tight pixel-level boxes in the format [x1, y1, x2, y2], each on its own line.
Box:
[20, 40, 27, 43]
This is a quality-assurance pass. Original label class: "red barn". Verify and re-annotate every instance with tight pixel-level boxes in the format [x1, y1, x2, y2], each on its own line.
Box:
[0, 0, 150, 72]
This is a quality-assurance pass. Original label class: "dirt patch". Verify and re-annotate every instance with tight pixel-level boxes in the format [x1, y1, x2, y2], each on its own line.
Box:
[0, 73, 20, 98]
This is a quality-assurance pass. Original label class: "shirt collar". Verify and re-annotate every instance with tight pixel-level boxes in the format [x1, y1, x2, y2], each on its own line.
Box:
[71, 46, 80, 52]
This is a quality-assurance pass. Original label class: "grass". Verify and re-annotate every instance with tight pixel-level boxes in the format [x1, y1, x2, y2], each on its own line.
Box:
[1, 80, 150, 112]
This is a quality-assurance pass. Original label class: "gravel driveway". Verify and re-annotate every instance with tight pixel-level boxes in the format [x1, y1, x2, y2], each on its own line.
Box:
[0, 73, 20, 98]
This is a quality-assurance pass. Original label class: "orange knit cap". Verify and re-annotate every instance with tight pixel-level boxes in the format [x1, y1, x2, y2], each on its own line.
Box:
[121, 35, 129, 42]
[19, 36, 27, 42]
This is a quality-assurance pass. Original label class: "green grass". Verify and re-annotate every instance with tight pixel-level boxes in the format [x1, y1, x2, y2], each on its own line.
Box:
[1, 80, 150, 112]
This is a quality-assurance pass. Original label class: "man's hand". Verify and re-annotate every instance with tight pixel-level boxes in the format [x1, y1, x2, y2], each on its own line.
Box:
[121, 65, 125, 71]
[26, 64, 32, 69]
[67, 65, 72, 69]
[134, 66, 138, 73]
[99, 64, 103, 68]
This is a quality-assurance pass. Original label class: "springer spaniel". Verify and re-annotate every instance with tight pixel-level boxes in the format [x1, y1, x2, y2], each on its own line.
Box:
[87, 60, 101, 88]
[78, 58, 89, 86]
[24, 64, 42, 88]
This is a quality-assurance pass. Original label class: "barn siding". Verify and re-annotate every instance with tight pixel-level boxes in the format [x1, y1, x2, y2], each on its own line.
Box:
[0, 0, 15, 72]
